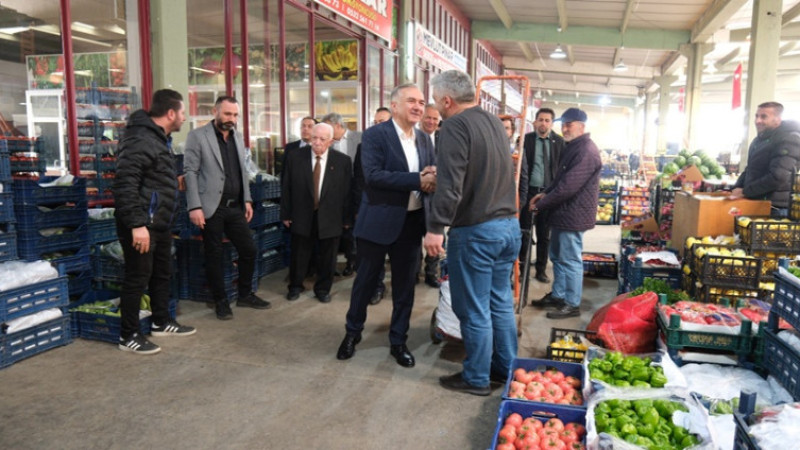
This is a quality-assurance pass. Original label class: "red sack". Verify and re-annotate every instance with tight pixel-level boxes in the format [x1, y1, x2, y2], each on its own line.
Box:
[587, 292, 630, 333]
[596, 292, 659, 354]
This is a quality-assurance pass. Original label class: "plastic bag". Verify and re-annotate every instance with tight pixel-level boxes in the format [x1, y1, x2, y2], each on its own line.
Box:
[582, 346, 687, 400]
[0, 260, 59, 292]
[748, 402, 800, 448]
[244, 148, 259, 182]
[435, 280, 461, 340]
[3, 308, 63, 334]
[597, 291, 659, 353]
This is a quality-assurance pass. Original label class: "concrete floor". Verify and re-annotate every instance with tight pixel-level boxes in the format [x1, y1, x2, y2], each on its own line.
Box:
[0, 225, 621, 450]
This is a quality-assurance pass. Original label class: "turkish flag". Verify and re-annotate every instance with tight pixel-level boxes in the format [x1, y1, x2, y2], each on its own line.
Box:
[732, 63, 743, 109]
[678, 87, 685, 113]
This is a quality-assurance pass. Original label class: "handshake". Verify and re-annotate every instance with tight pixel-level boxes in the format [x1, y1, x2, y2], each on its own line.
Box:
[420, 165, 437, 193]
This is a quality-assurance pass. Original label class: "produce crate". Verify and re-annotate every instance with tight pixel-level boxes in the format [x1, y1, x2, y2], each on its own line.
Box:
[733, 391, 761, 450]
[695, 284, 765, 305]
[683, 242, 747, 274]
[772, 268, 800, 330]
[41, 245, 91, 273]
[695, 255, 761, 289]
[760, 326, 800, 401]
[625, 260, 682, 292]
[582, 252, 617, 278]
[14, 200, 88, 229]
[0, 316, 71, 369]
[0, 269, 69, 323]
[71, 289, 177, 344]
[68, 270, 92, 297]
[250, 175, 281, 201]
[13, 177, 86, 205]
[91, 254, 125, 283]
[10, 156, 46, 174]
[88, 217, 117, 245]
[0, 192, 14, 222]
[249, 201, 280, 229]
[546, 327, 597, 363]
[0, 137, 38, 153]
[0, 152, 9, 180]
[501, 357, 586, 409]
[735, 215, 800, 252]
[16, 223, 89, 260]
[656, 311, 754, 354]
[0, 223, 17, 262]
[754, 252, 797, 280]
[257, 248, 283, 278]
[490, 401, 586, 450]
[256, 226, 282, 251]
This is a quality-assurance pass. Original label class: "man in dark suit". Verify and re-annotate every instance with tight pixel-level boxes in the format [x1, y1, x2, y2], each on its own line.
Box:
[283, 116, 316, 154]
[281, 123, 353, 303]
[337, 84, 436, 368]
[184, 96, 271, 321]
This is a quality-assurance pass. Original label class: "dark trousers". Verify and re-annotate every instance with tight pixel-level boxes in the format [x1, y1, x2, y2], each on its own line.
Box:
[338, 227, 356, 265]
[201, 203, 257, 302]
[117, 222, 172, 339]
[520, 192, 551, 275]
[346, 209, 424, 345]
[289, 213, 339, 295]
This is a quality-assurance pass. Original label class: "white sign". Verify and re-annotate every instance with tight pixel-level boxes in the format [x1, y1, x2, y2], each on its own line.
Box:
[414, 23, 467, 72]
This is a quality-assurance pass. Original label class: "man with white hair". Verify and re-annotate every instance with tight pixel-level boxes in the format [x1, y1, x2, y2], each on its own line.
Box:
[280, 123, 353, 303]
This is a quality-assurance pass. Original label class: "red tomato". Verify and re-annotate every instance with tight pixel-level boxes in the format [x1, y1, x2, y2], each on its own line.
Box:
[530, 371, 545, 383]
[495, 443, 514, 450]
[544, 369, 565, 383]
[513, 430, 539, 449]
[523, 390, 539, 401]
[497, 424, 517, 445]
[505, 413, 523, 430]
[510, 381, 526, 392]
[541, 435, 567, 450]
[557, 381, 573, 394]
[520, 417, 541, 433]
[544, 418, 565, 433]
[545, 384, 564, 400]
[559, 428, 579, 445]
[514, 368, 534, 384]
[564, 375, 581, 388]
[564, 423, 586, 438]
[525, 381, 544, 396]
[568, 442, 585, 450]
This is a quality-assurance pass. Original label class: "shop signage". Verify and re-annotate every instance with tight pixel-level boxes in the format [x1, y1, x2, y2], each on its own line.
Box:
[414, 24, 467, 73]
[315, 0, 393, 42]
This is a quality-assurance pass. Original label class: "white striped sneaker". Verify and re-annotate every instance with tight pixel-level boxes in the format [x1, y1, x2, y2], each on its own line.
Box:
[118, 333, 161, 355]
[150, 320, 196, 337]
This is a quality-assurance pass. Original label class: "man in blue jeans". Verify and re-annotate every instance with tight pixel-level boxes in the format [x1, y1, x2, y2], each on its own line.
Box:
[529, 108, 602, 319]
[424, 70, 520, 396]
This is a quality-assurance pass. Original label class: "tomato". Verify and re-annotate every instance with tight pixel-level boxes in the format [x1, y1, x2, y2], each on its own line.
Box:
[505, 413, 523, 430]
[545, 384, 564, 400]
[565, 423, 586, 438]
[525, 381, 544, 396]
[568, 443, 585, 450]
[495, 443, 514, 450]
[564, 376, 581, 388]
[544, 369, 565, 383]
[514, 368, 533, 384]
[544, 418, 565, 433]
[520, 417, 542, 433]
[557, 381, 573, 394]
[541, 435, 567, 450]
[497, 424, 517, 445]
[559, 428, 579, 445]
[510, 381, 526, 392]
[513, 430, 539, 449]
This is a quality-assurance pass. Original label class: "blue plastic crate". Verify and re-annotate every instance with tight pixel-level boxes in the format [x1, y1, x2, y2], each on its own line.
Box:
[70, 289, 177, 344]
[68, 270, 92, 297]
[0, 152, 9, 181]
[10, 157, 46, 174]
[0, 270, 69, 323]
[250, 175, 281, 201]
[0, 316, 72, 369]
[257, 248, 283, 277]
[773, 269, 800, 331]
[14, 200, 88, 230]
[257, 226, 282, 251]
[761, 325, 800, 401]
[249, 201, 280, 229]
[91, 253, 125, 283]
[0, 139, 6, 153]
[0, 137, 35, 153]
[490, 401, 587, 450]
[17, 223, 89, 261]
[625, 258, 682, 292]
[0, 227, 17, 262]
[88, 217, 117, 245]
[0, 192, 14, 223]
[501, 357, 587, 409]
[13, 177, 87, 205]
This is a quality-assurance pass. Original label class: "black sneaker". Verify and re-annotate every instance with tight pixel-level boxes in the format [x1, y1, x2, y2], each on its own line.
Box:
[118, 333, 161, 355]
[546, 304, 581, 319]
[216, 301, 233, 320]
[439, 372, 491, 396]
[151, 320, 196, 337]
[237, 293, 272, 309]
[530, 292, 564, 308]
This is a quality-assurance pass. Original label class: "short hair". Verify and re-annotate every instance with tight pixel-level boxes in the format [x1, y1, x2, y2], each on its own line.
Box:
[425, 103, 438, 111]
[758, 102, 784, 116]
[320, 112, 344, 126]
[376, 107, 391, 114]
[536, 108, 556, 120]
[301, 116, 318, 124]
[390, 83, 420, 102]
[313, 122, 334, 139]
[430, 70, 475, 104]
[149, 89, 183, 118]
[499, 115, 515, 133]
[215, 95, 238, 107]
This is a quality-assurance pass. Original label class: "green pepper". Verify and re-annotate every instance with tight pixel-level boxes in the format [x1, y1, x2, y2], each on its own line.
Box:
[599, 359, 613, 373]
[624, 433, 639, 444]
[606, 430, 620, 439]
[620, 356, 636, 372]
[595, 413, 611, 432]
[631, 366, 650, 382]
[609, 407, 625, 418]
[626, 355, 646, 367]
[607, 351, 624, 365]
[613, 379, 631, 387]
[636, 436, 655, 448]
[632, 399, 654, 411]
[650, 371, 668, 388]
[588, 358, 602, 371]
[620, 423, 638, 436]
[606, 399, 621, 409]
[613, 368, 630, 381]
[632, 380, 651, 388]
[681, 434, 699, 447]
[652, 431, 670, 445]
[618, 400, 632, 410]
[616, 415, 633, 429]
[638, 423, 655, 437]
[672, 425, 688, 442]
[590, 368, 607, 382]
[642, 407, 660, 427]
[595, 401, 611, 414]
[642, 356, 652, 366]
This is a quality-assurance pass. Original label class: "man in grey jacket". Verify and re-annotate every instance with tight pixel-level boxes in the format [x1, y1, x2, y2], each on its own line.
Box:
[529, 108, 602, 319]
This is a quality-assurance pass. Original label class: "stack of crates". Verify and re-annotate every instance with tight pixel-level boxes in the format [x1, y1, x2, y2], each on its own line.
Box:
[0, 264, 71, 369]
[87, 208, 120, 289]
[618, 244, 681, 294]
[759, 266, 800, 401]
[681, 240, 764, 304]
[734, 214, 800, 295]
[176, 237, 256, 303]
[249, 174, 284, 278]
[4, 136, 46, 180]
[0, 140, 17, 262]
[13, 177, 90, 297]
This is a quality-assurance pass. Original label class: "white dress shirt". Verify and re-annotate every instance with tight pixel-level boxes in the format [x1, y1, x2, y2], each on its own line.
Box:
[392, 119, 422, 211]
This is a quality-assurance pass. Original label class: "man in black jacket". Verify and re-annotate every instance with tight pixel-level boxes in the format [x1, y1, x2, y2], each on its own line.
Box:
[518, 108, 564, 284]
[113, 89, 196, 355]
[731, 101, 800, 218]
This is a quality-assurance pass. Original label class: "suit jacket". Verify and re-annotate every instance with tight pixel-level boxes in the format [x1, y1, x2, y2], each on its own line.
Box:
[335, 130, 362, 166]
[184, 122, 253, 218]
[518, 130, 564, 203]
[281, 139, 307, 176]
[280, 148, 353, 239]
[354, 119, 435, 245]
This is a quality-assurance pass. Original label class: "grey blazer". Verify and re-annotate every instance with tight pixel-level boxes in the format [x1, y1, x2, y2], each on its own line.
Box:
[184, 121, 253, 218]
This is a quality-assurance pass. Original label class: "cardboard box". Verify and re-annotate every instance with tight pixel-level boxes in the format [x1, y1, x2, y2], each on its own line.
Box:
[672, 164, 704, 183]
[671, 192, 771, 256]
[620, 212, 660, 232]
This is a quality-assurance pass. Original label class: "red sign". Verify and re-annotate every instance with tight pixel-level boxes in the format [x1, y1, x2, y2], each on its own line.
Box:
[315, 0, 393, 42]
[732, 63, 742, 110]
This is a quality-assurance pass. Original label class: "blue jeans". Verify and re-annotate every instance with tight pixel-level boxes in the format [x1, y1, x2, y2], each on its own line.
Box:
[549, 227, 584, 307]
[448, 217, 521, 387]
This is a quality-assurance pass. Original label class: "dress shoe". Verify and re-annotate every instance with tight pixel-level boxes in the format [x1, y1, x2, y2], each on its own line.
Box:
[237, 293, 272, 309]
[336, 333, 362, 360]
[286, 289, 301, 301]
[546, 303, 581, 319]
[390, 344, 415, 367]
[342, 262, 355, 277]
[424, 275, 440, 289]
[439, 372, 491, 396]
[369, 289, 385, 305]
[317, 292, 331, 303]
[215, 301, 233, 320]
[535, 272, 550, 283]
[530, 292, 564, 308]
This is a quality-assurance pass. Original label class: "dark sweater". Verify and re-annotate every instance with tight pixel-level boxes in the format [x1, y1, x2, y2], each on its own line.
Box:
[535, 132, 601, 232]
[427, 105, 517, 234]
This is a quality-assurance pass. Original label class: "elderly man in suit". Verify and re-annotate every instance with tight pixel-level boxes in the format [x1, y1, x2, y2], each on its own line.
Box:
[336, 84, 436, 368]
[281, 123, 353, 303]
[321, 112, 361, 276]
[184, 96, 271, 320]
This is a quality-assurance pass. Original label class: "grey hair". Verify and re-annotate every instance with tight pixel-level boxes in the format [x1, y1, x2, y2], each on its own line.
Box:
[320, 112, 344, 126]
[313, 122, 334, 139]
[390, 83, 420, 101]
[430, 70, 475, 104]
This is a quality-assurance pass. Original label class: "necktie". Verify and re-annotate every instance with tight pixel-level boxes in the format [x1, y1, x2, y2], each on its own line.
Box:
[313, 155, 321, 210]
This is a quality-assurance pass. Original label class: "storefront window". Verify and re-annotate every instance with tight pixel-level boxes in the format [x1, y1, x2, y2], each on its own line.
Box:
[314, 20, 361, 130]
[186, 2, 228, 130]
[285, 3, 312, 139]
[367, 44, 381, 121]
[383, 51, 396, 105]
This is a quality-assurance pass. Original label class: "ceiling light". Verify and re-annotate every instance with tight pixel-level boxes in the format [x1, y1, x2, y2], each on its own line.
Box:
[0, 26, 29, 34]
[614, 60, 628, 72]
[550, 45, 566, 59]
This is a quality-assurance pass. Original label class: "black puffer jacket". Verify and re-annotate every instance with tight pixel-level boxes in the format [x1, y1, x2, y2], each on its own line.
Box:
[735, 120, 800, 209]
[113, 109, 178, 231]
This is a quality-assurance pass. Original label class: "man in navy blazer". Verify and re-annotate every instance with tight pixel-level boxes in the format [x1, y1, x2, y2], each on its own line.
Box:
[337, 84, 436, 367]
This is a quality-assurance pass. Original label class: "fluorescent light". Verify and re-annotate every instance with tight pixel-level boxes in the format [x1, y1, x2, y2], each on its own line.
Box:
[0, 32, 20, 42]
[72, 21, 97, 34]
[104, 24, 126, 35]
[0, 26, 29, 34]
[614, 60, 628, 72]
[550, 45, 566, 59]
[190, 66, 216, 74]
